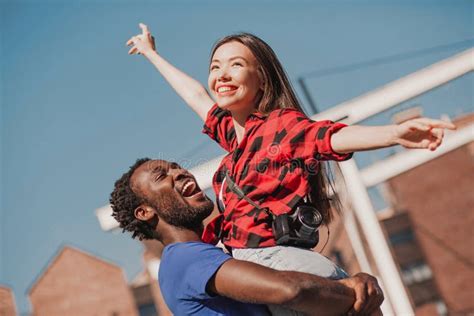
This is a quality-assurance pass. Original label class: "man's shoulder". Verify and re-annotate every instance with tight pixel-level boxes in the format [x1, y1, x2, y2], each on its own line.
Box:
[163, 241, 224, 258]
[159, 242, 233, 305]
[161, 241, 231, 274]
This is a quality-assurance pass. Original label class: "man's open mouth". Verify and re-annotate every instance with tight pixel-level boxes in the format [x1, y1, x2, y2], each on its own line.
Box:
[181, 180, 200, 197]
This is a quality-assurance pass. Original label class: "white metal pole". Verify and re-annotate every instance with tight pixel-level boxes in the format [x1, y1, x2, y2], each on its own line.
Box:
[310, 48, 474, 124]
[360, 125, 474, 187]
[343, 210, 373, 276]
[339, 159, 415, 315]
[336, 169, 396, 314]
[343, 210, 395, 315]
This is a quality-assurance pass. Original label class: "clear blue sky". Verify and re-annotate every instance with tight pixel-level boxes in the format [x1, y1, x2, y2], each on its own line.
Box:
[1, 0, 472, 313]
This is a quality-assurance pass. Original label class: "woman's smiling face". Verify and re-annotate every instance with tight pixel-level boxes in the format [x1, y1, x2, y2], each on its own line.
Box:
[208, 41, 264, 114]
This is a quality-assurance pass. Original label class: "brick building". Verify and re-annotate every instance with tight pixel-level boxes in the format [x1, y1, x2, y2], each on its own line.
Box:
[132, 240, 172, 316]
[384, 115, 474, 315]
[28, 246, 139, 316]
[0, 285, 17, 316]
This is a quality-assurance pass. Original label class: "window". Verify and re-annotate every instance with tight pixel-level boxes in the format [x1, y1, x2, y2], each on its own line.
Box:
[401, 262, 433, 285]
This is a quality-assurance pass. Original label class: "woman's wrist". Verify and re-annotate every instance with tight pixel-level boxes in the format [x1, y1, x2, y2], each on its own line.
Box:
[389, 124, 401, 146]
[142, 48, 158, 59]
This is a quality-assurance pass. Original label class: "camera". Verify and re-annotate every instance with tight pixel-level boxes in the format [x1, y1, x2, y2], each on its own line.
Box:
[272, 203, 323, 248]
[223, 171, 323, 248]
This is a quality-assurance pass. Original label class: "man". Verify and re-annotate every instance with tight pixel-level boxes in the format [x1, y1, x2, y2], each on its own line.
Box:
[110, 158, 384, 315]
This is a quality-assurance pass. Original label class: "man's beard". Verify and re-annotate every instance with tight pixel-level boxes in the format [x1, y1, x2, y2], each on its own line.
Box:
[149, 193, 214, 230]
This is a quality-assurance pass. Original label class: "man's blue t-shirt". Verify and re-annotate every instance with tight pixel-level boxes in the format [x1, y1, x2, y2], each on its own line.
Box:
[159, 241, 269, 316]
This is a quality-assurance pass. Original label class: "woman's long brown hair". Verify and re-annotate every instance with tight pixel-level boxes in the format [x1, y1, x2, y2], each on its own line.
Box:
[210, 33, 341, 225]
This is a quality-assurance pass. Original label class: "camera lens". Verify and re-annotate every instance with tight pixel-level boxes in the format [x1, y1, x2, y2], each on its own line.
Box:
[298, 207, 323, 228]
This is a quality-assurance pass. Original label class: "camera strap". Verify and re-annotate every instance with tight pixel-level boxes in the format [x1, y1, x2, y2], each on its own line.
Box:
[224, 171, 274, 219]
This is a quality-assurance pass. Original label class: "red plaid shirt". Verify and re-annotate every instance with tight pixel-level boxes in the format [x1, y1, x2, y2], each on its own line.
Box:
[202, 104, 352, 248]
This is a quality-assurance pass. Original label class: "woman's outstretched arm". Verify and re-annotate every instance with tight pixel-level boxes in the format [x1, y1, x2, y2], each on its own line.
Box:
[126, 23, 214, 121]
[330, 117, 457, 154]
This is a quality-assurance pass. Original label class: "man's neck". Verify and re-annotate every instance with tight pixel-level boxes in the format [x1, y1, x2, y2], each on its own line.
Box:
[160, 225, 203, 246]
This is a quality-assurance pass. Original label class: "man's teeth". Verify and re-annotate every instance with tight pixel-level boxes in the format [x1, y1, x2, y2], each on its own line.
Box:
[182, 181, 194, 195]
[218, 86, 235, 93]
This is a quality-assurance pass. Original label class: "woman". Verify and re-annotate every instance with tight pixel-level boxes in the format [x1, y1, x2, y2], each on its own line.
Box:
[126, 23, 454, 315]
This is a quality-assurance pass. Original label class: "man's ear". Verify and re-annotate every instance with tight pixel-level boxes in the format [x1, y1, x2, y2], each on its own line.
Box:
[134, 204, 156, 221]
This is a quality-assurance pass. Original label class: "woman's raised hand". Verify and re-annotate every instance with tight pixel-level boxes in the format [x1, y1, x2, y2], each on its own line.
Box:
[124, 23, 213, 120]
[394, 117, 456, 151]
[126, 23, 156, 56]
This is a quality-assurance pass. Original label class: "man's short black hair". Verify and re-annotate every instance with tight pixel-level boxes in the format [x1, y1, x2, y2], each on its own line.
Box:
[109, 158, 154, 240]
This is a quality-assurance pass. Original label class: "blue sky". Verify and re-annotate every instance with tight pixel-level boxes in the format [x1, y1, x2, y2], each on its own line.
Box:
[1, 0, 472, 313]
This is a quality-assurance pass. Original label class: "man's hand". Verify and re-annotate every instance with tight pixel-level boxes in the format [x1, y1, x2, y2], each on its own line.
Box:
[338, 273, 384, 315]
[126, 23, 156, 56]
[394, 117, 456, 151]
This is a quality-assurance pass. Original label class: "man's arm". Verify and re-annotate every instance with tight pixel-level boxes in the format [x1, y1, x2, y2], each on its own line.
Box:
[207, 258, 382, 316]
[330, 118, 456, 154]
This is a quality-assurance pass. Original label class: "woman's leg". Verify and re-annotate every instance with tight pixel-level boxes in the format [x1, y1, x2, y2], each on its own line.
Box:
[233, 246, 348, 316]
